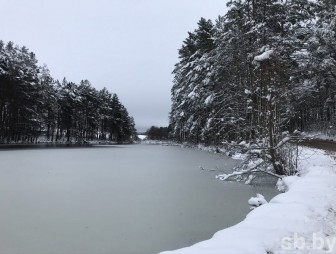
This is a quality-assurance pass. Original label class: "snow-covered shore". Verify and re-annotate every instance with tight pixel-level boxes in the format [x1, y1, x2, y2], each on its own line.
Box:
[160, 147, 336, 254]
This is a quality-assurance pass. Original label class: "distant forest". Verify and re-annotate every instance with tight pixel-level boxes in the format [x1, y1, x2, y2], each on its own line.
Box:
[0, 41, 136, 144]
[170, 0, 336, 145]
[146, 126, 169, 140]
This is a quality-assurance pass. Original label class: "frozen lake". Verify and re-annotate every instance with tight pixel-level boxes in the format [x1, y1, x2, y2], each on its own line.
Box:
[0, 144, 278, 254]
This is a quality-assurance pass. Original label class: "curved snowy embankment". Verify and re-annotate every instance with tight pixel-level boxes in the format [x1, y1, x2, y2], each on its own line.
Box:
[160, 147, 336, 254]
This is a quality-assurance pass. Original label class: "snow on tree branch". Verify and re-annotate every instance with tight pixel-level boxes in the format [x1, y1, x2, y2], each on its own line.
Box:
[253, 49, 274, 62]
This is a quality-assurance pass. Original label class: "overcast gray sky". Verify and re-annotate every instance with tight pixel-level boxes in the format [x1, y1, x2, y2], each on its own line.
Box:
[1, 0, 228, 132]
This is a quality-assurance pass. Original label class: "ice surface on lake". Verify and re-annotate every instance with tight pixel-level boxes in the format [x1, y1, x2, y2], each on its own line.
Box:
[0, 145, 278, 254]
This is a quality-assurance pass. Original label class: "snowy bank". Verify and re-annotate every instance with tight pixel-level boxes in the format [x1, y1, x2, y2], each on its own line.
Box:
[302, 131, 336, 141]
[160, 147, 336, 254]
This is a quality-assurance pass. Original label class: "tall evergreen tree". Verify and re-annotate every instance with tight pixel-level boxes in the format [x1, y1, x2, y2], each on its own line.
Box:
[0, 40, 137, 144]
[169, 0, 326, 175]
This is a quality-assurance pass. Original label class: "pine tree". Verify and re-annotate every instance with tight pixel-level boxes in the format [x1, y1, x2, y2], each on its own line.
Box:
[170, 18, 215, 143]
[0, 40, 137, 144]
[169, 0, 327, 175]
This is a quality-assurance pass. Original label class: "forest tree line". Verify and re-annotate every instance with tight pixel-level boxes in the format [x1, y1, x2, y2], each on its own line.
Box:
[169, 0, 336, 175]
[0, 41, 137, 144]
[145, 126, 169, 140]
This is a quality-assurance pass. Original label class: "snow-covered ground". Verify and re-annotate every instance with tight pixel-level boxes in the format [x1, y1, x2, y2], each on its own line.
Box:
[303, 131, 336, 141]
[137, 134, 147, 140]
[160, 147, 336, 254]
